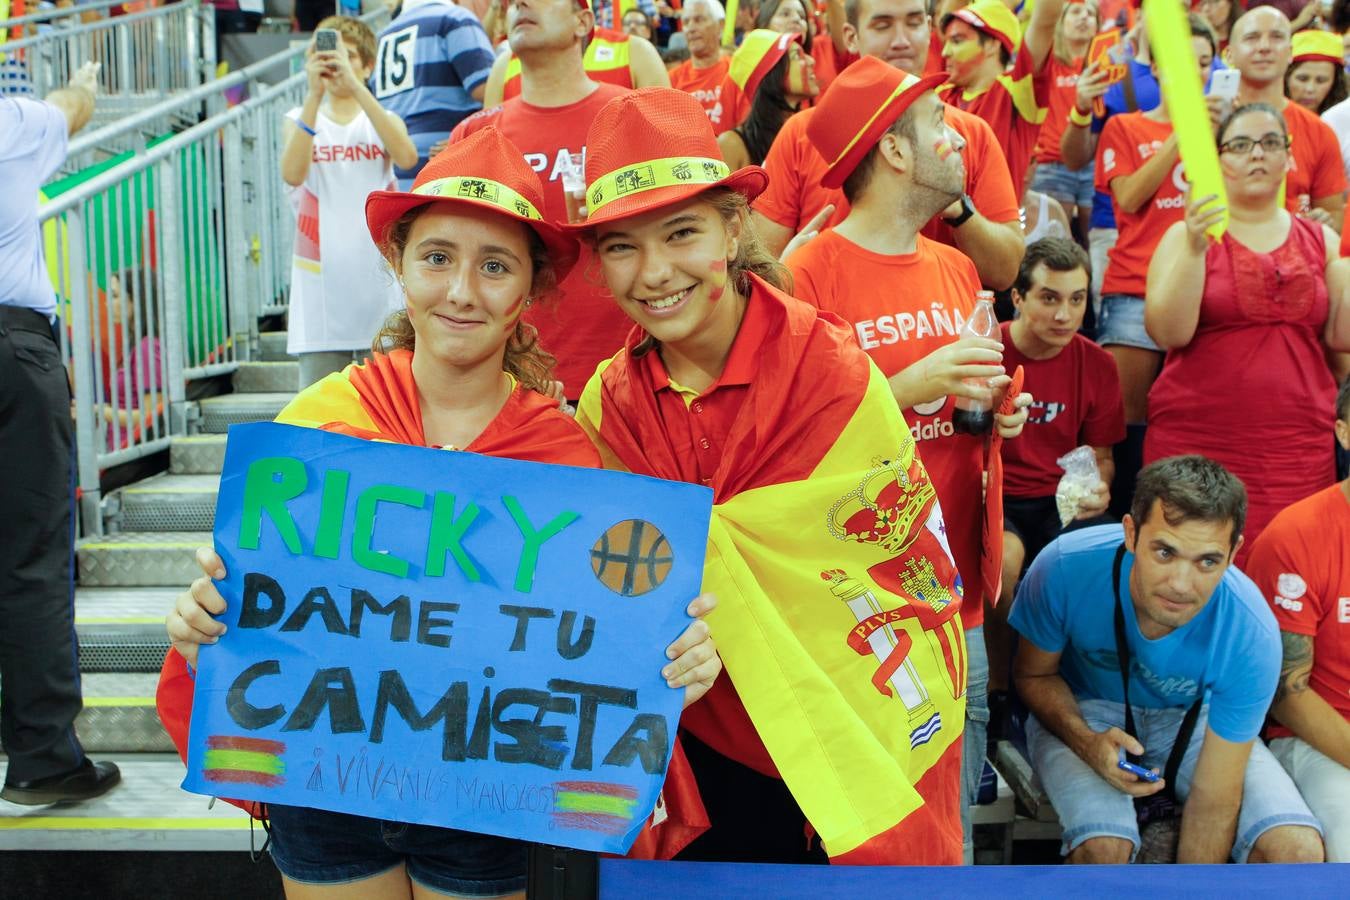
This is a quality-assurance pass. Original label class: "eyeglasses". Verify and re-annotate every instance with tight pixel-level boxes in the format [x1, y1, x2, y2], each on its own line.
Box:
[1218, 134, 1290, 156]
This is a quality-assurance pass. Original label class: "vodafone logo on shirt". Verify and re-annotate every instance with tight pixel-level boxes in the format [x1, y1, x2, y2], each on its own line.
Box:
[1153, 162, 1189, 210]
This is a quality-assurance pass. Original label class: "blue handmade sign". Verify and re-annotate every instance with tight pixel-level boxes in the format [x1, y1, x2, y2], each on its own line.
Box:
[184, 422, 713, 853]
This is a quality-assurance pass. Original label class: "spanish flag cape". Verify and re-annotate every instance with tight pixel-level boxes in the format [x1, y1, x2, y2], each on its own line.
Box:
[578, 277, 967, 865]
[155, 351, 705, 857]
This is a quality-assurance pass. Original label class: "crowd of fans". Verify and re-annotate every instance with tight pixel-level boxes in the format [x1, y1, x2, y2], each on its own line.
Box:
[4, 0, 1350, 891]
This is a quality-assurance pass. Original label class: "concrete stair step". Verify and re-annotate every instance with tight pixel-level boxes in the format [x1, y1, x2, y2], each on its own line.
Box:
[170, 434, 228, 475]
[75, 673, 172, 753]
[113, 473, 220, 533]
[259, 330, 291, 362]
[198, 393, 292, 433]
[78, 532, 210, 588]
[0, 755, 256, 850]
[232, 360, 299, 394]
[75, 587, 176, 673]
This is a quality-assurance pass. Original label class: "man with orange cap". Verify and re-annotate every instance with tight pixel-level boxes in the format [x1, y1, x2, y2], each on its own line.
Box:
[937, 0, 1065, 198]
[785, 56, 1032, 862]
[751, 0, 1025, 291]
[451, 0, 640, 402]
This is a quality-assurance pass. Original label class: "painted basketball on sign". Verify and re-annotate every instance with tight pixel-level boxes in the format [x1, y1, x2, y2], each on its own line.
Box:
[590, 519, 673, 597]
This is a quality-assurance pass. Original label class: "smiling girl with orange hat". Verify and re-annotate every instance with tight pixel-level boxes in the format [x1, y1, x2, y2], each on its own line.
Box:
[158, 126, 721, 899]
[572, 87, 968, 866]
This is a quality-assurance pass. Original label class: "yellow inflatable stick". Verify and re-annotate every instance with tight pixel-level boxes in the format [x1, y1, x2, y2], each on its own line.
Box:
[723, 0, 739, 48]
[1146, 0, 1227, 239]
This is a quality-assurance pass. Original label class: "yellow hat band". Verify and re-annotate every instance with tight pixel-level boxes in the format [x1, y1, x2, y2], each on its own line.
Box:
[587, 157, 732, 214]
[828, 73, 923, 169]
[413, 176, 543, 221]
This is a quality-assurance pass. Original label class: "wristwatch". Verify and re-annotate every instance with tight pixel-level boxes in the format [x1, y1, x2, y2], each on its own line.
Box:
[943, 193, 976, 228]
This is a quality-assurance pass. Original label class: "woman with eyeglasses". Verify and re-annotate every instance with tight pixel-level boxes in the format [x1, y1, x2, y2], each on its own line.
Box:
[1144, 102, 1350, 565]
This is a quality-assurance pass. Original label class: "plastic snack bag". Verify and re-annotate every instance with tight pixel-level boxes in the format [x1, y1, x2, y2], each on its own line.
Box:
[1055, 445, 1103, 526]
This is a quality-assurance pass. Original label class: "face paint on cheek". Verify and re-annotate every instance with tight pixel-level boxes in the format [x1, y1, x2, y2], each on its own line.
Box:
[500, 295, 526, 329]
[945, 40, 982, 64]
[934, 137, 956, 161]
[708, 259, 728, 302]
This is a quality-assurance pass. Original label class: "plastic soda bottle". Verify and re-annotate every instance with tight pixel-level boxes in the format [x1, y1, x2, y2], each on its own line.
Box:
[951, 291, 998, 436]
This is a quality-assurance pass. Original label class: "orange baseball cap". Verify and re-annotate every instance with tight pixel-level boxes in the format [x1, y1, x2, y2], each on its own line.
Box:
[941, 0, 1022, 57]
[807, 57, 947, 189]
[729, 29, 804, 105]
[365, 126, 579, 279]
[1291, 30, 1343, 67]
[574, 87, 769, 229]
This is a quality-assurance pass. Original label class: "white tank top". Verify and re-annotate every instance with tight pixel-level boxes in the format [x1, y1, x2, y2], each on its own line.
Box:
[286, 106, 401, 354]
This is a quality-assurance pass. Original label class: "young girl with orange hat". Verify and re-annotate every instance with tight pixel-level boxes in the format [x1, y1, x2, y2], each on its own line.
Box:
[158, 127, 721, 899]
[571, 87, 968, 866]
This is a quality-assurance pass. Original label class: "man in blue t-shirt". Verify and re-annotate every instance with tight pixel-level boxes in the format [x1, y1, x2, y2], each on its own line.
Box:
[1010, 456, 1324, 864]
[371, 0, 497, 188]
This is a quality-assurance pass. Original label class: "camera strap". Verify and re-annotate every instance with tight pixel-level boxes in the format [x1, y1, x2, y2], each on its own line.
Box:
[1112, 543, 1203, 796]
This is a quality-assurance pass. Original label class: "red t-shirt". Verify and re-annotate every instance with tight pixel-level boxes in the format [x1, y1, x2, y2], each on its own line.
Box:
[998, 323, 1125, 498]
[754, 104, 1020, 251]
[1284, 101, 1348, 216]
[1245, 483, 1350, 738]
[1095, 112, 1185, 297]
[1034, 55, 1083, 166]
[787, 230, 987, 626]
[938, 46, 1051, 198]
[451, 83, 631, 398]
[669, 57, 732, 131]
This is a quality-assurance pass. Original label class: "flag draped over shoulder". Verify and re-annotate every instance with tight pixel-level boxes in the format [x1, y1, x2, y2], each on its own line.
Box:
[577, 277, 967, 865]
[278, 348, 602, 467]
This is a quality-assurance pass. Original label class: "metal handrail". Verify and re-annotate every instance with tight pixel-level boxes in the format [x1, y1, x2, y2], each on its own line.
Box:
[2, 0, 128, 28]
[0, 0, 195, 52]
[44, 71, 306, 221]
[66, 6, 389, 160]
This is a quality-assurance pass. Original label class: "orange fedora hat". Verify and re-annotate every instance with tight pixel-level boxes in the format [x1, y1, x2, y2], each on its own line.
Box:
[576, 87, 769, 229]
[807, 57, 947, 190]
[365, 126, 579, 279]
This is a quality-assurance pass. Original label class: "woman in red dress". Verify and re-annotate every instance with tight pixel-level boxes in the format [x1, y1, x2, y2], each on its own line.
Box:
[1144, 102, 1350, 565]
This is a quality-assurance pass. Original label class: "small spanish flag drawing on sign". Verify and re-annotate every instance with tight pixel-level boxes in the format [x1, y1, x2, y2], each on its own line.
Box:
[551, 781, 639, 835]
[202, 736, 286, 787]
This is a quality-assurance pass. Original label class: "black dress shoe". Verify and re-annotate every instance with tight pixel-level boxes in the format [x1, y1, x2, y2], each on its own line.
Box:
[1, 759, 121, 805]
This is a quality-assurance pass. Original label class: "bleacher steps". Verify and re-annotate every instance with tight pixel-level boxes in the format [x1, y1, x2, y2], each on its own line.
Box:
[0, 756, 257, 851]
[169, 434, 228, 475]
[198, 393, 293, 434]
[113, 473, 220, 533]
[77, 531, 211, 587]
[232, 360, 299, 394]
[77, 673, 172, 753]
[258, 331, 290, 362]
[76, 587, 176, 672]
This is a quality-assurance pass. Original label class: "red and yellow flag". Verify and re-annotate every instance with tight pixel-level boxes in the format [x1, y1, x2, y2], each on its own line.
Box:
[578, 278, 966, 864]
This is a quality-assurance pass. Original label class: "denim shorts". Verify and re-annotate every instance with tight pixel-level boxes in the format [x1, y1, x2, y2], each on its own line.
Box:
[266, 803, 528, 896]
[1096, 293, 1160, 351]
[1031, 161, 1096, 209]
[1026, 699, 1322, 861]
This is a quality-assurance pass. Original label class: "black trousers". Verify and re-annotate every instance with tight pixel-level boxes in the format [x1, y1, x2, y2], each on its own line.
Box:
[0, 306, 85, 783]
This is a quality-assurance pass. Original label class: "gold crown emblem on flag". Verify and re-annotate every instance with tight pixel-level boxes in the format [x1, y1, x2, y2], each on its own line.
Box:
[826, 458, 935, 555]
